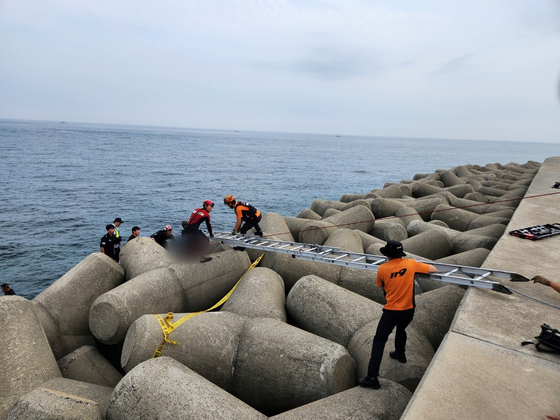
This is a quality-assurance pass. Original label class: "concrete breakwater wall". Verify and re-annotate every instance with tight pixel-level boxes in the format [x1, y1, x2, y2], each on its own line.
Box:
[0, 160, 541, 419]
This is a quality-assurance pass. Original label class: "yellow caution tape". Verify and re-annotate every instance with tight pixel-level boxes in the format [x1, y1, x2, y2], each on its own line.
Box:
[152, 253, 264, 358]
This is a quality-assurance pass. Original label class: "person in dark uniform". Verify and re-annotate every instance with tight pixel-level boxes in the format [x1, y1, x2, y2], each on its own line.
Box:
[128, 226, 141, 242]
[1, 283, 16, 295]
[223, 195, 263, 237]
[150, 225, 175, 249]
[100, 224, 119, 261]
[183, 200, 214, 263]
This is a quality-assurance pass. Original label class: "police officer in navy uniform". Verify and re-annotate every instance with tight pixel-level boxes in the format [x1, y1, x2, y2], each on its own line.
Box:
[128, 226, 141, 242]
[100, 224, 119, 261]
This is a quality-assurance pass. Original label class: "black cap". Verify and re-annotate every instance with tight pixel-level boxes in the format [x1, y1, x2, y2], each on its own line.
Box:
[114, 217, 123, 223]
[106, 224, 115, 230]
[380, 240, 406, 258]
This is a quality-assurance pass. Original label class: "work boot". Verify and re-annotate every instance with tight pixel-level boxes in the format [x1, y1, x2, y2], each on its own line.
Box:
[358, 376, 380, 389]
[390, 351, 407, 364]
[255, 231, 263, 237]
[200, 257, 212, 263]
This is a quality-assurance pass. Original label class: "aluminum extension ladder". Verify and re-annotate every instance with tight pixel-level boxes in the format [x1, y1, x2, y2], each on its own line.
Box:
[213, 232, 529, 294]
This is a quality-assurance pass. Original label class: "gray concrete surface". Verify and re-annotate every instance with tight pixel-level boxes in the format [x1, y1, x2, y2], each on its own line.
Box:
[57, 345, 123, 387]
[0, 296, 62, 418]
[269, 382, 412, 420]
[32, 252, 125, 359]
[107, 357, 267, 420]
[402, 157, 560, 420]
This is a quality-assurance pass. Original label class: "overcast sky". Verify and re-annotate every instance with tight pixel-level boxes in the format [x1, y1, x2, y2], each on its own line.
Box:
[1, 0, 559, 142]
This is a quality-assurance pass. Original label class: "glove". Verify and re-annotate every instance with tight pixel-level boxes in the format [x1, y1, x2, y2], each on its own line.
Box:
[532, 275, 552, 286]
[209, 233, 214, 238]
[231, 230, 237, 235]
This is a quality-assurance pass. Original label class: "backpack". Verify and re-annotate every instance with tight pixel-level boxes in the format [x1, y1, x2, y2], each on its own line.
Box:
[238, 201, 258, 220]
[522, 324, 560, 354]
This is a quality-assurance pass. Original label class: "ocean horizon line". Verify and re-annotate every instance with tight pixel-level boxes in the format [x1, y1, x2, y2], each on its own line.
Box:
[2, 117, 556, 145]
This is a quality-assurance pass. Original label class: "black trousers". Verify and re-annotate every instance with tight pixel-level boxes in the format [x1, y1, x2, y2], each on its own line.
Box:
[240, 215, 262, 234]
[367, 308, 415, 378]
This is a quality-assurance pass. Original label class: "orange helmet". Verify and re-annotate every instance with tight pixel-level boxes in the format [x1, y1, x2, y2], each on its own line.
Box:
[224, 195, 235, 204]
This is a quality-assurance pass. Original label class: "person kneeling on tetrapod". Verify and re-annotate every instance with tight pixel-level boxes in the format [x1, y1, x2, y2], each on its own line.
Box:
[359, 240, 437, 390]
[183, 200, 214, 263]
[223, 195, 263, 237]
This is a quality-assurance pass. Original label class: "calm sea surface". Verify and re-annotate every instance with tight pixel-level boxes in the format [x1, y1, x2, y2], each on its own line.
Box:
[1, 119, 558, 298]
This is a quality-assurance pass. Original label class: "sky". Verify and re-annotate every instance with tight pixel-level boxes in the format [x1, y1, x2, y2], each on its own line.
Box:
[1, 0, 559, 142]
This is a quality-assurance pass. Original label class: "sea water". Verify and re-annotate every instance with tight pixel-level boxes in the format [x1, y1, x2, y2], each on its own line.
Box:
[1, 119, 558, 298]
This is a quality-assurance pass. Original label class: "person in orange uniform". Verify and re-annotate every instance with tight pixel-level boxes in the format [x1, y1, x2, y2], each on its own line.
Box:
[359, 240, 437, 390]
[223, 195, 263, 237]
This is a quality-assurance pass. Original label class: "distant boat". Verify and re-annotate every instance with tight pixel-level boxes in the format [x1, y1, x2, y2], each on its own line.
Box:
[60, 121, 65, 123]
[335, 134, 340, 137]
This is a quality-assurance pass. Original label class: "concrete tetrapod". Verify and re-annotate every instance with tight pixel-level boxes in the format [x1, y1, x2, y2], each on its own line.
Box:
[120, 312, 356, 415]
[286, 275, 382, 347]
[269, 382, 412, 420]
[406, 219, 498, 254]
[0, 296, 62, 418]
[220, 267, 287, 322]
[57, 345, 123, 387]
[283, 216, 314, 241]
[310, 198, 347, 216]
[259, 212, 295, 242]
[107, 357, 267, 420]
[122, 312, 246, 392]
[260, 250, 341, 292]
[119, 236, 174, 281]
[322, 205, 375, 234]
[89, 249, 251, 345]
[370, 198, 407, 219]
[400, 229, 453, 260]
[233, 317, 356, 414]
[395, 206, 423, 227]
[431, 204, 510, 231]
[323, 228, 364, 253]
[32, 252, 125, 359]
[296, 219, 338, 245]
[296, 208, 322, 220]
[323, 208, 342, 218]
[369, 220, 408, 242]
[5, 377, 112, 420]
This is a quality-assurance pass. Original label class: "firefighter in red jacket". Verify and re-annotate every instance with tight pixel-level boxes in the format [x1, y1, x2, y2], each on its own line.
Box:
[223, 195, 263, 237]
[183, 200, 214, 263]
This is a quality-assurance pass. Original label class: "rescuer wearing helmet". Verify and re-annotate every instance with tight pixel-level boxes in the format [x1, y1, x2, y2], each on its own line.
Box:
[223, 195, 263, 237]
[183, 200, 215, 263]
[150, 225, 175, 249]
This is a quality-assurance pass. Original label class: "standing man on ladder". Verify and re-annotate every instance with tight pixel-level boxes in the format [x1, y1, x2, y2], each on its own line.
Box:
[223, 195, 264, 237]
[359, 240, 437, 390]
